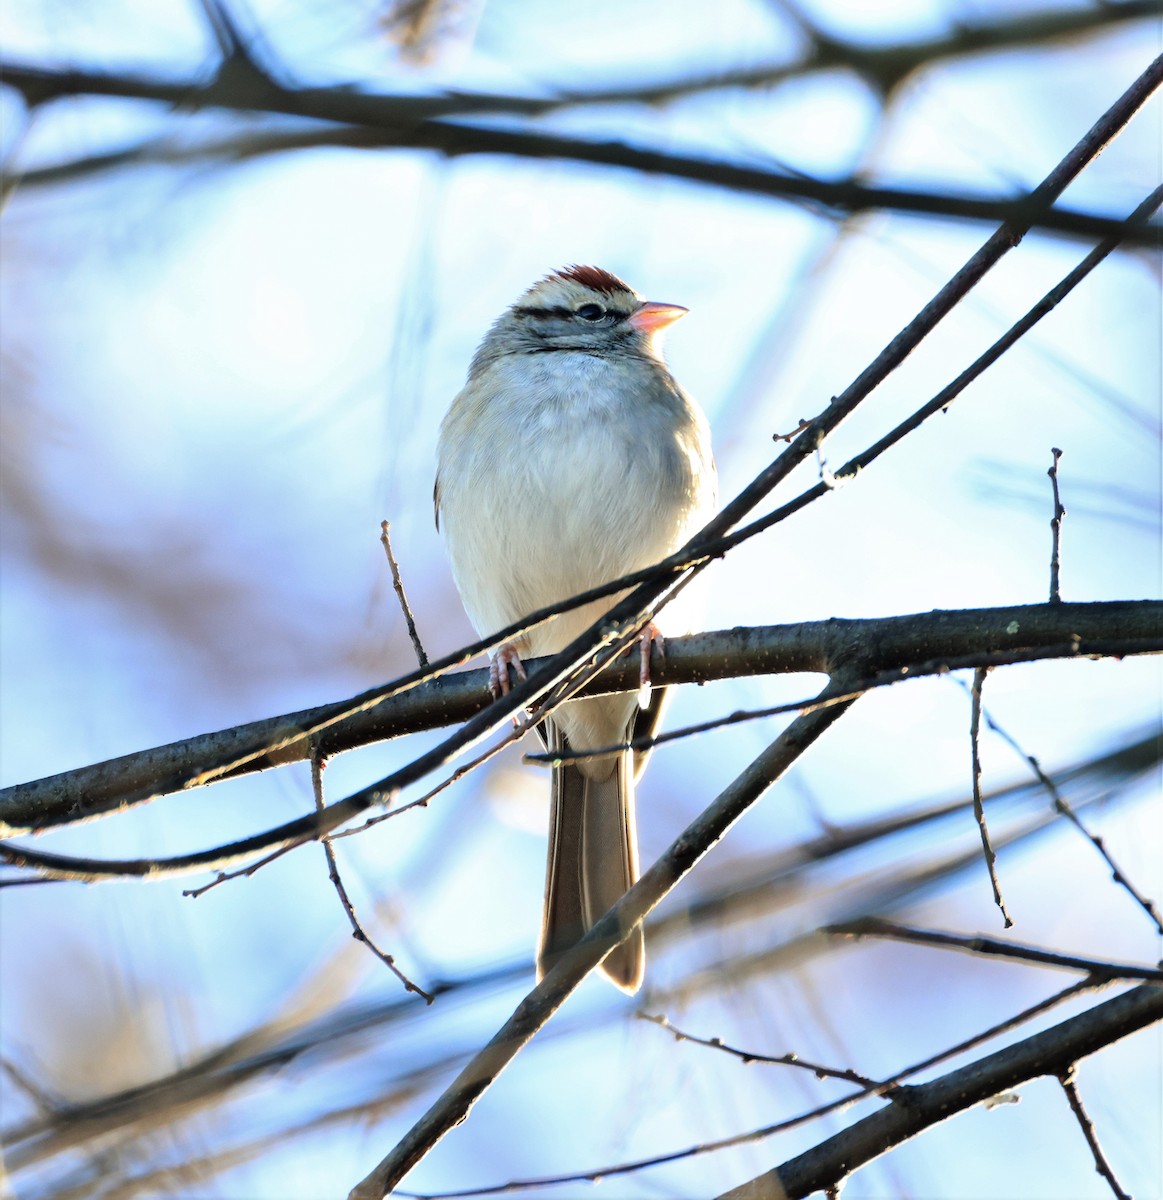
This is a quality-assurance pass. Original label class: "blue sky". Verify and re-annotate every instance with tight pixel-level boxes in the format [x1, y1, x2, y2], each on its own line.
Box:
[1, 3, 1160, 1197]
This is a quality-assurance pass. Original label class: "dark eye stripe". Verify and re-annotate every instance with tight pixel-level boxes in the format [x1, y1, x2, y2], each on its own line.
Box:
[512, 304, 628, 323]
[512, 305, 572, 319]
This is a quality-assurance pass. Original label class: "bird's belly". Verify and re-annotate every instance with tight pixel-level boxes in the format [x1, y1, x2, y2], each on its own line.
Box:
[449, 405, 702, 655]
[503, 434, 677, 648]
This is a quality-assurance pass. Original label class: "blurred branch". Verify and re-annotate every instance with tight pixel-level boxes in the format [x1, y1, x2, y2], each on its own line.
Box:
[549, 2, 1162, 105]
[648, 729, 1160, 946]
[1, 60, 1160, 245]
[2, 1, 1151, 116]
[825, 918, 1163, 982]
[719, 984, 1163, 1200]
[6, 750, 1149, 1188]
[656, 779, 1151, 1003]
[1, 958, 526, 1175]
[1, 601, 1158, 841]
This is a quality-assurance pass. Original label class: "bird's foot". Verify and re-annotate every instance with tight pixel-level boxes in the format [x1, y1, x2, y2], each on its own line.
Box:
[489, 643, 528, 699]
[637, 622, 665, 708]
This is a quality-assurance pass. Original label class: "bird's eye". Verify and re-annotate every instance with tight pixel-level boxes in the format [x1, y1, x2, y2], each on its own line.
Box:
[576, 303, 606, 322]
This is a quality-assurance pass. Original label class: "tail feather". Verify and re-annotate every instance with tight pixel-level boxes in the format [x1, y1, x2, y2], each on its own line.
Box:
[538, 723, 644, 992]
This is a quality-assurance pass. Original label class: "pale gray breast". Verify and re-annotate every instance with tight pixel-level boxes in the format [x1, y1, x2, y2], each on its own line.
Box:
[437, 349, 714, 647]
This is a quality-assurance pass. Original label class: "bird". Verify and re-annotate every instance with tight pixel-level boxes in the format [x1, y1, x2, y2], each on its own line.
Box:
[435, 265, 716, 992]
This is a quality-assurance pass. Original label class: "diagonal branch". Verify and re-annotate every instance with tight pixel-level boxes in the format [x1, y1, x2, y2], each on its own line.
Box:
[5, 763, 1148, 1179]
[1, 601, 1157, 839]
[348, 684, 858, 1199]
[719, 984, 1163, 1200]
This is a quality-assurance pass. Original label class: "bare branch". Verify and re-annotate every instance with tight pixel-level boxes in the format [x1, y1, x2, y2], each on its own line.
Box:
[347, 687, 857, 1198]
[5, 78, 1161, 840]
[380, 521, 429, 670]
[545, 3, 1162, 107]
[825, 918, 1163, 982]
[1058, 1067, 1134, 1200]
[720, 984, 1163, 1199]
[2, 602, 1158, 849]
[715, 183, 1163, 561]
[965, 691, 1163, 936]
[311, 754, 433, 1002]
[639, 1013, 885, 1089]
[381, 978, 1114, 1198]
[8, 768, 1146, 1185]
[1048, 447, 1067, 602]
[1, 61, 1159, 245]
[970, 667, 1013, 925]
[525, 633, 1157, 768]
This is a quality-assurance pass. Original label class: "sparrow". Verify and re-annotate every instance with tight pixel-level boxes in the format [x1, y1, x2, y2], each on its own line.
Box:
[435, 265, 716, 992]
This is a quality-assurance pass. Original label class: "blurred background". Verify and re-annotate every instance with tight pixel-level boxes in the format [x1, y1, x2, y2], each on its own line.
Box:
[0, 1, 1160, 1197]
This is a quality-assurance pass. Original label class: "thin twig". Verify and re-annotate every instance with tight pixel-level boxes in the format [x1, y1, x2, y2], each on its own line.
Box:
[389, 977, 1116, 1198]
[1, 1056, 61, 1117]
[311, 752, 433, 1003]
[182, 842, 302, 898]
[970, 667, 1013, 926]
[639, 1013, 886, 1089]
[348, 687, 858, 1199]
[707, 184, 1163, 567]
[773, 417, 813, 442]
[725, 985, 1163, 1200]
[1058, 1067, 1134, 1200]
[332, 717, 534, 838]
[963, 688, 1163, 936]
[524, 635, 1161, 768]
[0, 103, 34, 212]
[1048, 447, 1066, 603]
[380, 521, 429, 669]
[826, 918, 1163, 981]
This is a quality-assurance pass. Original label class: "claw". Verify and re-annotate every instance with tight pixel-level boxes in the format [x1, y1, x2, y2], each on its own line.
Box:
[489, 643, 528, 698]
[637, 622, 665, 708]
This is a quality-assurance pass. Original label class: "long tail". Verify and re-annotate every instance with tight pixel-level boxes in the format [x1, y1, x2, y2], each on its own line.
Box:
[538, 723, 643, 993]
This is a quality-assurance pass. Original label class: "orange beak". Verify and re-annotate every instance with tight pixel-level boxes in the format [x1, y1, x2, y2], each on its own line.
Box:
[629, 301, 688, 333]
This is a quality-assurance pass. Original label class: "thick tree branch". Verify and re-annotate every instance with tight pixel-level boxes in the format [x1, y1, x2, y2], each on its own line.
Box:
[1, 601, 1157, 837]
[719, 984, 1163, 1199]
